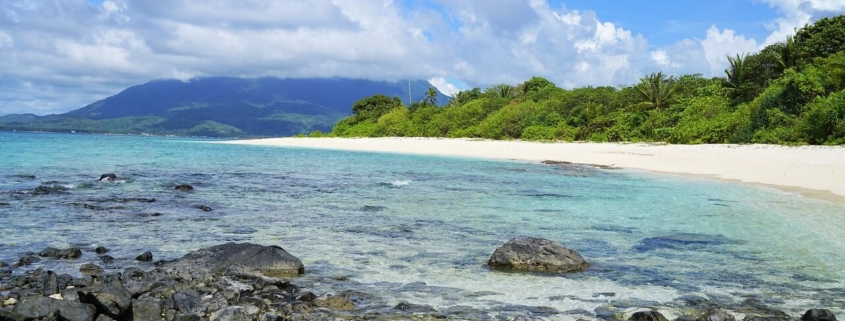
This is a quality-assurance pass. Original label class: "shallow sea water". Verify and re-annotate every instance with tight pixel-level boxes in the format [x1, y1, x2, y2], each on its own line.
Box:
[1, 132, 844, 320]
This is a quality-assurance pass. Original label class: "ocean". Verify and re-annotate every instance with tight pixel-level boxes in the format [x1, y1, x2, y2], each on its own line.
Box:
[1, 131, 843, 320]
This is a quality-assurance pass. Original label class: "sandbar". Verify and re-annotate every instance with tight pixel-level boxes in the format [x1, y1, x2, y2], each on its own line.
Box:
[221, 138, 845, 204]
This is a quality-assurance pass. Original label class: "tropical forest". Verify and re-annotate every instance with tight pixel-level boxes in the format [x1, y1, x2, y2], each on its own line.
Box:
[326, 15, 845, 145]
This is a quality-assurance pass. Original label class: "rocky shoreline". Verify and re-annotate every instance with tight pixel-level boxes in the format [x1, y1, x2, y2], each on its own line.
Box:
[1, 176, 841, 320]
[0, 240, 839, 321]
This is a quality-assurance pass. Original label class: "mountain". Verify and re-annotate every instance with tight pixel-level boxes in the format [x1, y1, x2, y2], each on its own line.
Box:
[0, 77, 449, 137]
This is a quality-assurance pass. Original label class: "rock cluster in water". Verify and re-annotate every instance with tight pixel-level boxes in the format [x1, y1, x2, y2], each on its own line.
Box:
[0, 240, 840, 321]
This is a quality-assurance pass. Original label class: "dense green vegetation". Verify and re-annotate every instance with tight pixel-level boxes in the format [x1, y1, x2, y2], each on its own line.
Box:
[0, 78, 448, 137]
[329, 16, 845, 145]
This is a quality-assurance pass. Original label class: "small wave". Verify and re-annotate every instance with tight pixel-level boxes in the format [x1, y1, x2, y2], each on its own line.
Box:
[376, 180, 411, 188]
[391, 180, 411, 187]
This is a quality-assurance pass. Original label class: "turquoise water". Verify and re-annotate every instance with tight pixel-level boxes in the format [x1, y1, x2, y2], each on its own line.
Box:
[1, 131, 844, 319]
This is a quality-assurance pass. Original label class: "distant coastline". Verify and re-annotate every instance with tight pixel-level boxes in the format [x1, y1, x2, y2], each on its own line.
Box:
[221, 137, 845, 204]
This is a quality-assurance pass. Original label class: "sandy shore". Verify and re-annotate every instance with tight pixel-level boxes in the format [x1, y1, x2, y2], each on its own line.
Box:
[221, 138, 845, 204]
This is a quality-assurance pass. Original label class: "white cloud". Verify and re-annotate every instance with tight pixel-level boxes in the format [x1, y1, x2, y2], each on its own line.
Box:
[1, 0, 844, 116]
[759, 0, 845, 45]
[428, 77, 460, 97]
[700, 26, 759, 75]
[650, 50, 673, 67]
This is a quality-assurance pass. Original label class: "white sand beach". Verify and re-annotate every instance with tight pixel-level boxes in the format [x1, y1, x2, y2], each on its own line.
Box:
[222, 138, 845, 204]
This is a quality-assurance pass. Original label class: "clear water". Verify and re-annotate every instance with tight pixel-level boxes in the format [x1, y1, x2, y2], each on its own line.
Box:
[1, 132, 844, 319]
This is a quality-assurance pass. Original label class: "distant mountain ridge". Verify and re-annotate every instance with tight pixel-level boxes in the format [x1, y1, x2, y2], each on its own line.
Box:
[0, 77, 448, 137]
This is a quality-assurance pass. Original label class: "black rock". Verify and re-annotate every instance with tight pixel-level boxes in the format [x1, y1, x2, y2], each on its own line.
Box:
[13, 296, 97, 321]
[80, 263, 104, 275]
[136, 252, 153, 262]
[630, 310, 669, 321]
[164, 290, 203, 316]
[40, 270, 59, 296]
[99, 174, 117, 182]
[95, 246, 110, 254]
[132, 299, 164, 321]
[39, 247, 82, 259]
[193, 205, 212, 212]
[488, 237, 589, 273]
[802, 309, 837, 321]
[158, 242, 304, 281]
[174, 184, 194, 192]
[293, 292, 317, 302]
[0, 202, 9, 206]
[0, 310, 28, 321]
[100, 255, 114, 263]
[77, 279, 133, 318]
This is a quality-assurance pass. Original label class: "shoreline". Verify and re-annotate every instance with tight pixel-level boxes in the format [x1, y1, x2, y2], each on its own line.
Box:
[219, 137, 845, 205]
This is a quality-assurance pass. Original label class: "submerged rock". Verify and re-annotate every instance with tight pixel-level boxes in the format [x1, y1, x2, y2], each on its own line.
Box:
[99, 174, 117, 182]
[175, 184, 194, 192]
[158, 242, 304, 281]
[488, 237, 589, 273]
[697, 308, 736, 321]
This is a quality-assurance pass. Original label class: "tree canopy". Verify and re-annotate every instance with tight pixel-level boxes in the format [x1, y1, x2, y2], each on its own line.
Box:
[322, 15, 845, 145]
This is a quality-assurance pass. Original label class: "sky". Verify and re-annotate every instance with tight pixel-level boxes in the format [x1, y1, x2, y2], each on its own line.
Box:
[1, 0, 844, 116]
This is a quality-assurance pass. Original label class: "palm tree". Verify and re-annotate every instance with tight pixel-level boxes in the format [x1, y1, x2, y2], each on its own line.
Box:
[776, 35, 797, 70]
[424, 86, 438, 106]
[723, 53, 747, 99]
[633, 71, 676, 111]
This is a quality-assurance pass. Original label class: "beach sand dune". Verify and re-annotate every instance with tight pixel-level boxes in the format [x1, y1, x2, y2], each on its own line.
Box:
[222, 138, 845, 204]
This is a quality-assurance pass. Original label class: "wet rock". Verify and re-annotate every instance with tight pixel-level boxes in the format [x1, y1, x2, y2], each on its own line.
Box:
[77, 279, 133, 318]
[95, 246, 110, 254]
[488, 237, 589, 273]
[132, 298, 164, 321]
[0, 261, 7, 268]
[39, 247, 82, 259]
[193, 205, 212, 212]
[137, 252, 154, 262]
[13, 296, 96, 321]
[101, 255, 115, 263]
[0, 202, 9, 206]
[802, 309, 837, 321]
[697, 308, 735, 321]
[394, 301, 436, 313]
[15, 254, 39, 266]
[80, 263, 104, 275]
[514, 316, 546, 321]
[173, 315, 200, 321]
[175, 185, 194, 192]
[312, 295, 354, 311]
[158, 242, 304, 281]
[0, 310, 28, 321]
[629, 310, 669, 321]
[99, 174, 117, 182]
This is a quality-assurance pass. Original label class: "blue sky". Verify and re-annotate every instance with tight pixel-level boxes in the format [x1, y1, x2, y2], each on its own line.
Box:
[2, 0, 844, 115]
